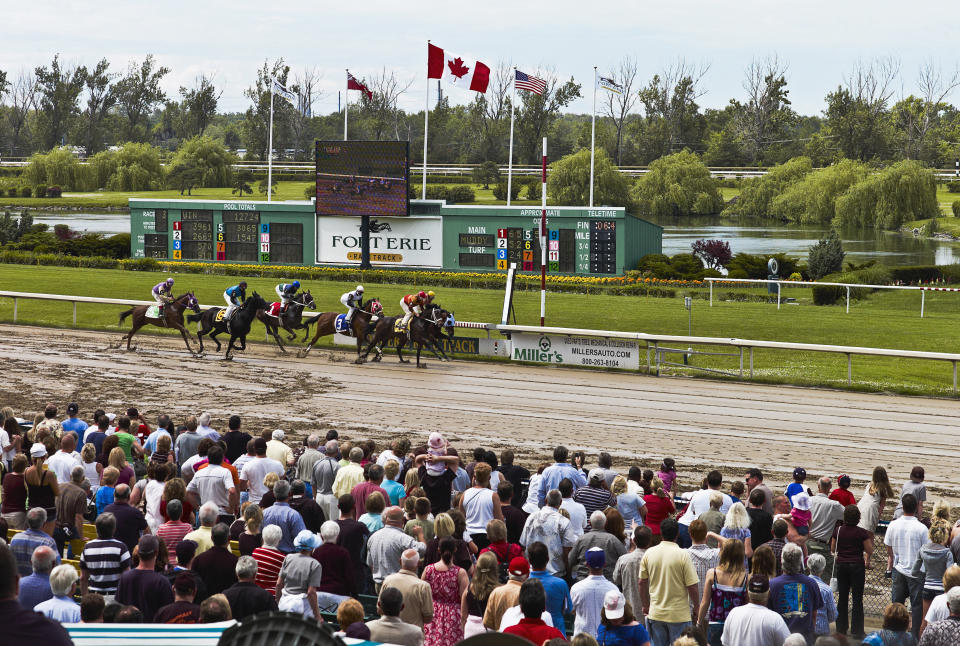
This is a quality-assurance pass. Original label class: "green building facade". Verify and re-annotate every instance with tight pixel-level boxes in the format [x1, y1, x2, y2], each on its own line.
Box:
[129, 198, 661, 276]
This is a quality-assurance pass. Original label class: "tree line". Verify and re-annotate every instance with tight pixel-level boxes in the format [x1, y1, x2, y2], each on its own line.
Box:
[0, 54, 958, 168]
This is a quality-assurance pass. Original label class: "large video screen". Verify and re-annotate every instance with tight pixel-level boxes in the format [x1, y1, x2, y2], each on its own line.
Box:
[314, 141, 409, 217]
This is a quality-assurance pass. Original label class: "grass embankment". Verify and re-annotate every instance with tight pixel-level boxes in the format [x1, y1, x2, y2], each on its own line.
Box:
[1, 264, 959, 396]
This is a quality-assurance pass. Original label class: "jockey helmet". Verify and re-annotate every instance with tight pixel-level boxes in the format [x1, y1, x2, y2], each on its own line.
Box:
[356, 285, 364, 293]
[418, 290, 427, 300]
[292, 280, 300, 289]
[427, 290, 436, 298]
[165, 278, 174, 285]
[239, 281, 247, 288]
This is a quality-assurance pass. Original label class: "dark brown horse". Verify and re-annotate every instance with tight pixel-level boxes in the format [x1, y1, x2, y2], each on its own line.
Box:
[298, 298, 383, 361]
[255, 290, 317, 353]
[188, 292, 269, 360]
[360, 304, 454, 367]
[117, 292, 201, 353]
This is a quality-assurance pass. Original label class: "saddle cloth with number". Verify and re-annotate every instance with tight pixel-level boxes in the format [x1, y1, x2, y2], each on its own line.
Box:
[334, 314, 352, 336]
[146, 305, 161, 319]
[267, 302, 282, 318]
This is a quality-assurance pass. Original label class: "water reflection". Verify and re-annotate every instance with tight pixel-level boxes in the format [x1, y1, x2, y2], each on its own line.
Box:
[30, 212, 130, 235]
[649, 215, 960, 267]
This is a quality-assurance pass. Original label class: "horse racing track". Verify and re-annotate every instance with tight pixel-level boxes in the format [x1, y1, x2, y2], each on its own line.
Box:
[4, 323, 960, 499]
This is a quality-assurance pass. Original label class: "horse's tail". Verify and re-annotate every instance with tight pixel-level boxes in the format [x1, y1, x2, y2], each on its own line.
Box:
[187, 312, 202, 323]
[118, 308, 134, 326]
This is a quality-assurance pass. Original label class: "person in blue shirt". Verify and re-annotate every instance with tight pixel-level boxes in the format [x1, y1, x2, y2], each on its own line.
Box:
[786, 467, 807, 505]
[538, 445, 588, 506]
[381, 460, 407, 506]
[61, 402, 88, 444]
[17, 545, 56, 610]
[33, 564, 81, 623]
[527, 541, 572, 633]
[596, 589, 651, 646]
[275, 281, 300, 313]
[223, 282, 248, 325]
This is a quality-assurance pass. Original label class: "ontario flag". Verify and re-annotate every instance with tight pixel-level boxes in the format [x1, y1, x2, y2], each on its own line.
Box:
[347, 72, 372, 101]
[427, 43, 490, 93]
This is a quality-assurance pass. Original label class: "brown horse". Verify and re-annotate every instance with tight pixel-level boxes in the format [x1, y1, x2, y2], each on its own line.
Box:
[298, 298, 383, 361]
[117, 292, 201, 353]
[255, 290, 317, 353]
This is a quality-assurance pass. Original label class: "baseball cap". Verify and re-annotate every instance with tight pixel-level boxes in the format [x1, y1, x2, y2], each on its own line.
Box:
[748, 574, 770, 593]
[294, 529, 319, 551]
[603, 590, 625, 619]
[585, 547, 606, 569]
[588, 468, 605, 482]
[793, 467, 806, 479]
[29, 443, 47, 458]
[138, 534, 159, 557]
[508, 556, 529, 577]
[176, 540, 198, 563]
[66, 402, 79, 415]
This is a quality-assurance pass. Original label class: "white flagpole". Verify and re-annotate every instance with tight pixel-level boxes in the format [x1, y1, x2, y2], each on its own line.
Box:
[540, 137, 547, 327]
[267, 77, 275, 203]
[343, 69, 349, 141]
[589, 66, 597, 209]
[422, 40, 431, 200]
[507, 67, 517, 207]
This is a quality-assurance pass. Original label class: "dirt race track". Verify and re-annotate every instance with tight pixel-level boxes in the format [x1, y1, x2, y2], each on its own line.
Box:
[3, 323, 960, 497]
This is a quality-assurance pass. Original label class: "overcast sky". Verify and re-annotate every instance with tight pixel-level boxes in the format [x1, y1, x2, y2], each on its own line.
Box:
[4, 0, 958, 118]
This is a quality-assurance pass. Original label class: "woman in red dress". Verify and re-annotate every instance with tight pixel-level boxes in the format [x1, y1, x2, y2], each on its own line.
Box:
[422, 537, 469, 646]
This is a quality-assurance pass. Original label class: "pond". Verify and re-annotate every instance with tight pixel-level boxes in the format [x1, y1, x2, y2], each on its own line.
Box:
[32, 212, 130, 236]
[649, 215, 960, 267]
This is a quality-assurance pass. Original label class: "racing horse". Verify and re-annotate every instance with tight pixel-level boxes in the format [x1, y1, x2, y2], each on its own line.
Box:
[255, 290, 317, 353]
[188, 292, 269, 359]
[360, 303, 455, 368]
[298, 298, 383, 361]
[117, 292, 201, 354]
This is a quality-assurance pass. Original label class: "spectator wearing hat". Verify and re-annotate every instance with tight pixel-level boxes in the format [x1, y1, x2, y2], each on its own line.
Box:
[503, 579, 566, 644]
[596, 589, 651, 646]
[61, 403, 88, 442]
[10, 507, 60, 576]
[574, 469, 617, 520]
[568, 510, 627, 582]
[538, 446, 587, 506]
[571, 546, 618, 637]
[238, 437, 284, 505]
[366, 586, 426, 646]
[266, 429, 294, 466]
[115, 535, 174, 621]
[0, 540, 72, 645]
[223, 555, 278, 620]
[639, 518, 700, 646]
[768, 543, 824, 641]
[786, 467, 807, 502]
[276, 529, 324, 619]
[483, 556, 530, 630]
[154, 572, 201, 624]
[720, 574, 790, 646]
[312, 440, 341, 521]
[807, 476, 845, 581]
[829, 474, 856, 507]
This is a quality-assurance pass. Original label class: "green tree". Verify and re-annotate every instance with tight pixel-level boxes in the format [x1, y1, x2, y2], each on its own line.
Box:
[258, 177, 277, 197]
[105, 142, 163, 191]
[242, 58, 291, 160]
[166, 158, 202, 195]
[769, 159, 869, 224]
[114, 55, 170, 142]
[808, 230, 845, 280]
[232, 170, 253, 197]
[466, 63, 511, 163]
[23, 147, 80, 189]
[632, 150, 723, 216]
[834, 160, 939, 229]
[546, 148, 632, 208]
[78, 58, 115, 155]
[733, 57, 795, 164]
[471, 161, 500, 189]
[169, 136, 235, 187]
[34, 54, 87, 149]
[515, 72, 581, 163]
[702, 128, 746, 167]
[822, 59, 898, 161]
[724, 156, 812, 217]
[636, 60, 709, 161]
[180, 74, 221, 138]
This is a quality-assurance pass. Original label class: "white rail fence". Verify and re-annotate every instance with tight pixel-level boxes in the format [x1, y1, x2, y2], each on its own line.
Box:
[2, 290, 959, 393]
[704, 277, 960, 316]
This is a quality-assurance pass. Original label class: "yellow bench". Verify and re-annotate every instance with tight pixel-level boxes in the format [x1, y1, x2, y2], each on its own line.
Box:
[229, 540, 241, 557]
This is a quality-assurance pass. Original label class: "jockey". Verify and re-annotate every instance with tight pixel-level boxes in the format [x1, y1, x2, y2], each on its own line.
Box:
[400, 290, 427, 328]
[275, 280, 300, 312]
[424, 290, 436, 307]
[340, 285, 364, 324]
[152, 278, 174, 314]
[223, 281, 247, 323]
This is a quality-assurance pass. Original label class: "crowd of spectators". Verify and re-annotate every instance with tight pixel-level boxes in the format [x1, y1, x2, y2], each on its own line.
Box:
[1, 404, 960, 646]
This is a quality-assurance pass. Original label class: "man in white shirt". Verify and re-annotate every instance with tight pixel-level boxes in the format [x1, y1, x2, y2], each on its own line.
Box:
[570, 547, 617, 637]
[197, 413, 219, 441]
[186, 445, 238, 523]
[519, 490, 578, 578]
[721, 574, 790, 646]
[239, 438, 285, 504]
[559, 478, 587, 537]
[677, 470, 733, 548]
[46, 435, 81, 484]
[885, 492, 929, 640]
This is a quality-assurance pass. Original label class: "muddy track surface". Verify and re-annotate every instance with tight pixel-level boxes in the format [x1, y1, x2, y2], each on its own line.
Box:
[2, 323, 959, 497]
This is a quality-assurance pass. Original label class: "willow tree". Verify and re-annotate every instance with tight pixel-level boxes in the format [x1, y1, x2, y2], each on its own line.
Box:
[631, 150, 722, 217]
[769, 159, 868, 224]
[723, 156, 812, 217]
[835, 160, 939, 229]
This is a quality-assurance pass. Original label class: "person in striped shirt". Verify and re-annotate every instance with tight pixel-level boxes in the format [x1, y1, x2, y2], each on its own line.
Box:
[252, 524, 285, 591]
[156, 499, 193, 565]
[79, 512, 131, 597]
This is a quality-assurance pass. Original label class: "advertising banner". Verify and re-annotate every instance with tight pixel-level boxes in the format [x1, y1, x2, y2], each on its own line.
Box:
[317, 216, 442, 267]
[510, 332, 640, 370]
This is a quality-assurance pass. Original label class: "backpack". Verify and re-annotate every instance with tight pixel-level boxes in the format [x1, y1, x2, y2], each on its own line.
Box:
[481, 542, 523, 583]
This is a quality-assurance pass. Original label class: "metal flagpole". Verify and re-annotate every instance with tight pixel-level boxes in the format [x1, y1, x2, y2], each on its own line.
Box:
[540, 137, 547, 327]
[422, 40, 431, 199]
[507, 67, 517, 207]
[589, 66, 597, 208]
[343, 69, 349, 141]
[267, 77, 275, 203]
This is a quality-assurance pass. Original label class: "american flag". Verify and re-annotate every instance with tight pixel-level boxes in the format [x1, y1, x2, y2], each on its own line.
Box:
[515, 70, 546, 95]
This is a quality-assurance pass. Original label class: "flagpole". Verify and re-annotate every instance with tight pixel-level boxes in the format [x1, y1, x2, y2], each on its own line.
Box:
[589, 66, 597, 209]
[267, 77, 275, 203]
[540, 137, 547, 327]
[343, 69, 349, 141]
[422, 40, 431, 200]
[507, 67, 517, 207]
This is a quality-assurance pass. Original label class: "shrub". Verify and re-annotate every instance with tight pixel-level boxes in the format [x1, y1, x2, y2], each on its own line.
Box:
[723, 157, 812, 217]
[492, 181, 520, 201]
[547, 148, 632, 208]
[953, 200, 960, 217]
[812, 265, 892, 305]
[105, 143, 164, 191]
[788, 272, 803, 282]
[834, 160, 938, 230]
[7, 187, 18, 197]
[946, 181, 960, 193]
[121, 257, 160, 271]
[525, 179, 541, 201]
[889, 265, 943, 284]
[807, 230, 845, 280]
[303, 184, 315, 200]
[471, 161, 499, 189]
[33, 185, 46, 199]
[19, 186, 31, 198]
[726, 252, 799, 279]
[632, 150, 723, 217]
[446, 185, 475, 203]
[45, 186, 62, 198]
[23, 148, 80, 190]
[425, 185, 449, 201]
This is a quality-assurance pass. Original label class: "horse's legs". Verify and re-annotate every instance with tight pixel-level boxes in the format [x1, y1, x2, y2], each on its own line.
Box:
[266, 320, 286, 353]
[225, 335, 237, 359]
[416, 342, 425, 368]
[125, 321, 145, 351]
[196, 326, 206, 354]
[281, 320, 297, 341]
[170, 322, 194, 354]
[396, 336, 408, 363]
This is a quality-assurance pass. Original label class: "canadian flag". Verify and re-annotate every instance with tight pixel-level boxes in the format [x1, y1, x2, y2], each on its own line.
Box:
[427, 43, 490, 93]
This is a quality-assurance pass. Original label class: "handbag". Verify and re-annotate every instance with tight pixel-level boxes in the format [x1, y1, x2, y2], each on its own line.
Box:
[829, 525, 840, 593]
